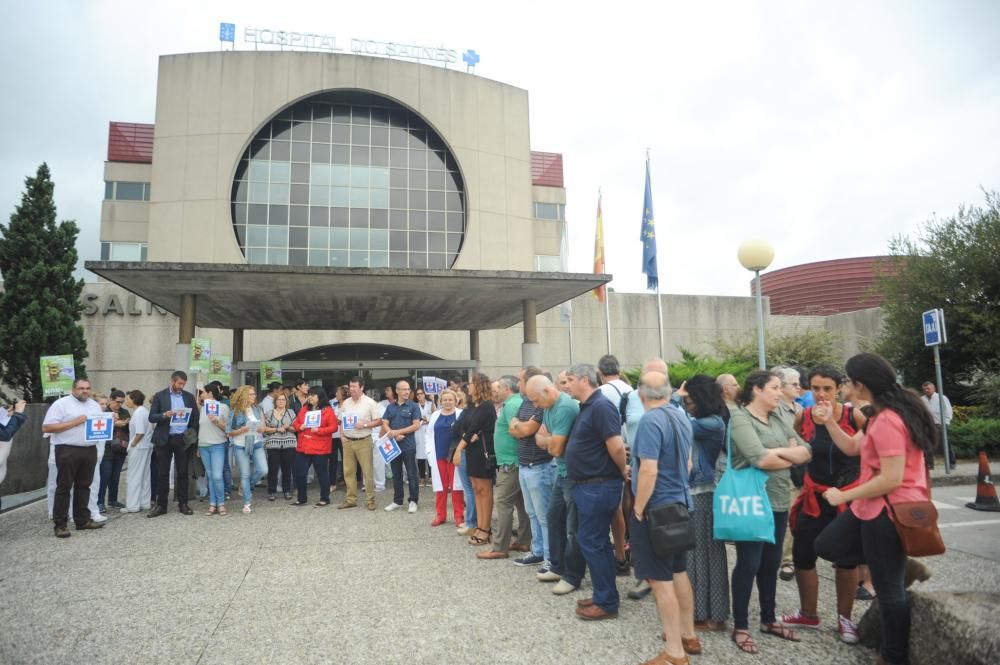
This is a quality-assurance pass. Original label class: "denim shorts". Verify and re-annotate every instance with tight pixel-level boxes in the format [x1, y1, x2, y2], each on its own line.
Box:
[629, 513, 687, 582]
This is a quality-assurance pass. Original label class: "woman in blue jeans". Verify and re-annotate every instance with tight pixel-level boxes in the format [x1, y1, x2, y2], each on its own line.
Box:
[727, 371, 812, 655]
[227, 385, 268, 514]
[198, 384, 231, 515]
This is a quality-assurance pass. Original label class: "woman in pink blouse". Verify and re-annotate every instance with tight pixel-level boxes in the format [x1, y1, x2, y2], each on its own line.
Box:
[813, 353, 937, 665]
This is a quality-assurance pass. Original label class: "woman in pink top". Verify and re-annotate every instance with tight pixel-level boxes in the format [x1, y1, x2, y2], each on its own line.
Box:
[813, 353, 937, 665]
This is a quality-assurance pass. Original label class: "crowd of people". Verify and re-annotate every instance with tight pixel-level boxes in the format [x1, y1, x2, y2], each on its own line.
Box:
[29, 350, 940, 665]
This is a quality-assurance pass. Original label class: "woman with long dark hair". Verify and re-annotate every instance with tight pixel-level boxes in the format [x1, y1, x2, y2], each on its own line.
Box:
[672, 375, 730, 631]
[452, 373, 497, 546]
[728, 370, 812, 655]
[814, 353, 936, 665]
[291, 386, 339, 507]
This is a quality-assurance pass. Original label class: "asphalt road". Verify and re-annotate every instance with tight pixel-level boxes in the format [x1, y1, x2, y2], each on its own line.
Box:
[932, 482, 1000, 562]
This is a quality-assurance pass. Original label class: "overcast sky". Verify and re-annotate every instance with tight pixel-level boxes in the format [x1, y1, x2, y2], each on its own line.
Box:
[2, 1, 997, 296]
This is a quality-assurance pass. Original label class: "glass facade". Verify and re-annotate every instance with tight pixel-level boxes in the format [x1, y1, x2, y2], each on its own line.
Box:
[231, 91, 466, 268]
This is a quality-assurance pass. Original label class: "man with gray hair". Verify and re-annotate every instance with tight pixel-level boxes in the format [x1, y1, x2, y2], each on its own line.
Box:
[630, 370, 697, 663]
[564, 363, 628, 621]
[477, 375, 532, 560]
[716, 374, 740, 412]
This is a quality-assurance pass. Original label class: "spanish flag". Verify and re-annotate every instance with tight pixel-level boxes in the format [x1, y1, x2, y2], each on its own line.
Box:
[593, 192, 606, 302]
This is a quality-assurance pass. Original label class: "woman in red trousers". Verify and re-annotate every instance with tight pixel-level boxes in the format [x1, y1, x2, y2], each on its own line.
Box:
[426, 389, 464, 526]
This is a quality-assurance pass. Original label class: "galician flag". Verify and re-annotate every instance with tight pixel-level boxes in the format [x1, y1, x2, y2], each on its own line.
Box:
[593, 192, 606, 302]
[641, 156, 658, 290]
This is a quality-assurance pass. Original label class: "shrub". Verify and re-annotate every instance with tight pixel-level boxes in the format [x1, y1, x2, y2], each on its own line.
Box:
[712, 328, 841, 371]
[966, 365, 1000, 418]
[947, 418, 1000, 458]
[623, 348, 755, 388]
[952, 405, 981, 424]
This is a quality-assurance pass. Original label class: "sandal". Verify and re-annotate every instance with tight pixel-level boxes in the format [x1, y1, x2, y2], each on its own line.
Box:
[760, 622, 800, 642]
[467, 528, 492, 546]
[218, 506, 228, 516]
[205, 506, 218, 516]
[779, 562, 795, 581]
[732, 630, 759, 654]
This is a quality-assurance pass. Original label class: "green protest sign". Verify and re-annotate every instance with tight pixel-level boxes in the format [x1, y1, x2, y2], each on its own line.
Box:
[207, 354, 232, 385]
[260, 361, 282, 387]
[40, 355, 75, 397]
[189, 337, 212, 373]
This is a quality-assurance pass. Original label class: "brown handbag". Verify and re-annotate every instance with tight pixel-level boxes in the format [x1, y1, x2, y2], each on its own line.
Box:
[883, 467, 945, 557]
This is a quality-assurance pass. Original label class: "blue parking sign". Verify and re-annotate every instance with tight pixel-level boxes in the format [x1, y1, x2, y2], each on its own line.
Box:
[219, 23, 236, 43]
[922, 309, 946, 346]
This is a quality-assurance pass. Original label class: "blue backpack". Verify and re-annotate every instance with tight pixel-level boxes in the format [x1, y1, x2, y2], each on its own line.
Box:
[713, 420, 775, 543]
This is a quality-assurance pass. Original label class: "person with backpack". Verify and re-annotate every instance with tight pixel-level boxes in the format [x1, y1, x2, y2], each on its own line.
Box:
[597, 354, 633, 577]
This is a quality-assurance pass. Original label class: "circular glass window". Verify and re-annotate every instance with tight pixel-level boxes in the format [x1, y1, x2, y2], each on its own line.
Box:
[231, 91, 465, 269]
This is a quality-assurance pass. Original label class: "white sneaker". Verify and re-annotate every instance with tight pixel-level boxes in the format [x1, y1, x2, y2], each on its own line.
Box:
[120, 507, 140, 514]
[551, 580, 579, 595]
[838, 615, 859, 644]
[90, 513, 108, 523]
[384, 502, 402, 512]
[243, 504, 252, 514]
[408, 501, 418, 514]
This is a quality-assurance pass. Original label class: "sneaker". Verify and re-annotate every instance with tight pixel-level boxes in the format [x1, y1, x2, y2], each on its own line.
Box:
[456, 524, 473, 536]
[513, 554, 544, 567]
[120, 507, 140, 514]
[408, 501, 418, 514]
[537, 564, 561, 582]
[552, 580, 579, 595]
[837, 615, 859, 644]
[781, 610, 820, 629]
[243, 504, 252, 513]
[384, 502, 403, 512]
[90, 513, 108, 523]
[97, 504, 107, 514]
[628, 579, 652, 600]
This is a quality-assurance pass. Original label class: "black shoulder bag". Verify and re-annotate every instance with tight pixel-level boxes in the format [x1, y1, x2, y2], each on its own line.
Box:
[644, 406, 696, 557]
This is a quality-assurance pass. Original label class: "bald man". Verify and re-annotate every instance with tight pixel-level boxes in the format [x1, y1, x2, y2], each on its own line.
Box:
[527, 374, 586, 593]
[623, 358, 670, 601]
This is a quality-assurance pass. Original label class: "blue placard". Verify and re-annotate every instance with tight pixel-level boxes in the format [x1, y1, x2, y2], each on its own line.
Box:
[376, 434, 402, 463]
[219, 22, 236, 43]
[923, 309, 945, 346]
[85, 415, 114, 442]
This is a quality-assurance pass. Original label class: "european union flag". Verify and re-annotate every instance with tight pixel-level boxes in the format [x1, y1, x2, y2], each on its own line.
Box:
[641, 158, 658, 290]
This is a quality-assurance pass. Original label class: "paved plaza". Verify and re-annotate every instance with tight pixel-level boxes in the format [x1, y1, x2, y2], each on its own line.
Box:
[1, 474, 997, 665]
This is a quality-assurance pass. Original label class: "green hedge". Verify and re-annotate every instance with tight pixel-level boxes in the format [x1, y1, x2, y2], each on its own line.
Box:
[623, 348, 755, 388]
[947, 418, 1000, 458]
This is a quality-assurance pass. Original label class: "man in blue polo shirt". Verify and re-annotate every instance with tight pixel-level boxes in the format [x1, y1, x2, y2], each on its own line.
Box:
[381, 380, 423, 513]
[564, 363, 628, 621]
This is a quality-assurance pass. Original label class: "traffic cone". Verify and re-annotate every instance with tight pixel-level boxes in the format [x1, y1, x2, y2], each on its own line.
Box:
[965, 451, 1000, 512]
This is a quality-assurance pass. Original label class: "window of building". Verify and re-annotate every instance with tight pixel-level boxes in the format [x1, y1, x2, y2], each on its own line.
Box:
[104, 182, 151, 201]
[231, 91, 467, 269]
[535, 255, 562, 272]
[100, 242, 148, 262]
[534, 202, 565, 220]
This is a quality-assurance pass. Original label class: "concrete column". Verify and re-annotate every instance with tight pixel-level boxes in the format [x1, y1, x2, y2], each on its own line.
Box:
[178, 294, 196, 344]
[469, 330, 480, 363]
[232, 329, 244, 388]
[233, 329, 244, 362]
[521, 299, 540, 368]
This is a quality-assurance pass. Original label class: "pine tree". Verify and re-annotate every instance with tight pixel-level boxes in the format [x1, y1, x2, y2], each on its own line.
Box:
[0, 163, 88, 401]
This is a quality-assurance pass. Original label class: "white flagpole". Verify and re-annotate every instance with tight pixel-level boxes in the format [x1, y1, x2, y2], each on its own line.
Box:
[605, 292, 612, 353]
[648, 149, 664, 359]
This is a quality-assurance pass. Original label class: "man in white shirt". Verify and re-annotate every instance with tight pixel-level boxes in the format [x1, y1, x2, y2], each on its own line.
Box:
[42, 378, 106, 537]
[338, 377, 384, 510]
[596, 354, 633, 577]
[260, 382, 281, 414]
[922, 381, 955, 467]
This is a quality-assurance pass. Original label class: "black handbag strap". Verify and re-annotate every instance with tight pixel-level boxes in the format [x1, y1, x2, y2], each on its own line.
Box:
[645, 404, 691, 515]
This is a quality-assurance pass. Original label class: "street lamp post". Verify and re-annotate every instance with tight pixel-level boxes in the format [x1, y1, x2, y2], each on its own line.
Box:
[738, 240, 774, 370]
